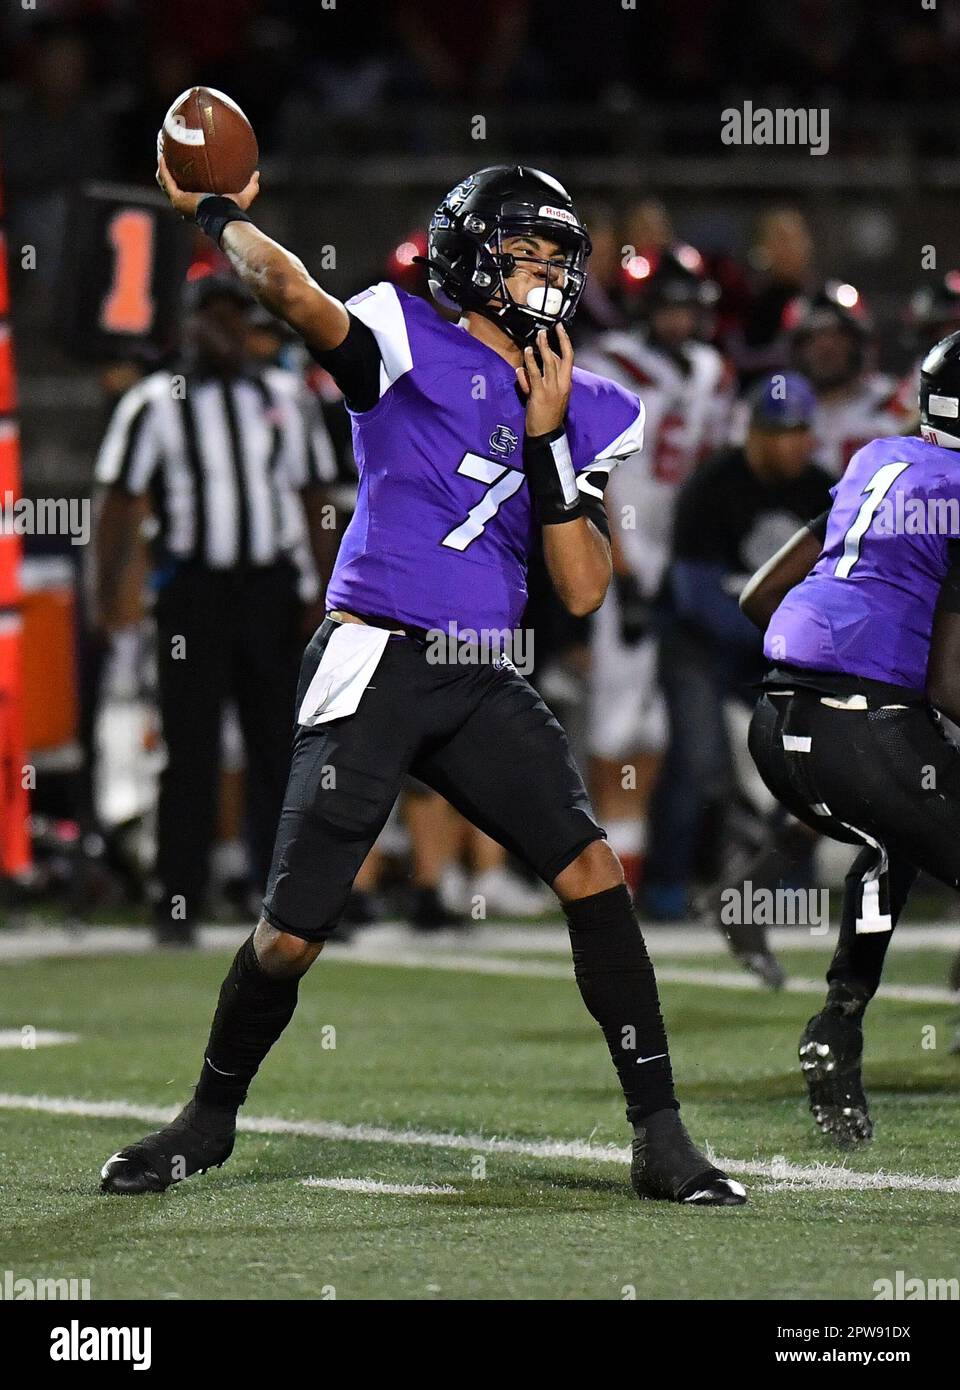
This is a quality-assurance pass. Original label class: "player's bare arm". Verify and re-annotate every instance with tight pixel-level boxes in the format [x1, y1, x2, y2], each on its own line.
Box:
[740, 513, 827, 629]
[541, 514, 611, 616]
[156, 154, 350, 353]
[299, 484, 340, 593]
[517, 324, 612, 616]
[92, 489, 149, 631]
[926, 602, 960, 724]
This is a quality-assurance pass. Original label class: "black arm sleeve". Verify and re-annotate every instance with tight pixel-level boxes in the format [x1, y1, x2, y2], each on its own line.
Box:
[578, 468, 611, 540]
[309, 314, 383, 413]
[937, 540, 960, 613]
[806, 509, 830, 544]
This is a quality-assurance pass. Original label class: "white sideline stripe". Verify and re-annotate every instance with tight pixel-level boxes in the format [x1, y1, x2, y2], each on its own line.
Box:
[0, 927, 955, 1003]
[658, 969, 959, 1006]
[1, 1092, 959, 1194]
[0, 1030, 79, 1049]
[302, 1177, 460, 1196]
[3, 921, 960, 963]
[336, 943, 960, 1005]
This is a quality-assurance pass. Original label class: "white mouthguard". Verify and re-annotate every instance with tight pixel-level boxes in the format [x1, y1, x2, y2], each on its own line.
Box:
[525, 286, 564, 316]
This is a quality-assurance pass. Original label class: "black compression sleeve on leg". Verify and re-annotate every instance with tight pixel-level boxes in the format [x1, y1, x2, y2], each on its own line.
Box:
[564, 884, 678, 1124]
[195, 934, 301, 1112]
[826, 850, 916, 1014]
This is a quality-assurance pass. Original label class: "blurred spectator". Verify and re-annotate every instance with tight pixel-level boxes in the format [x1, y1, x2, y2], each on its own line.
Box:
[731, 209, 816, 388]
[623, 198, 675, 263]
[787, 281, 910, 475]
[1, 24, 114, 305]
[579, 248, 734, 899]
[644, 373, 833, 920]
[391, 0, 531, 100]
[891, 271, 960, 428]
[569, 202, 623, 344]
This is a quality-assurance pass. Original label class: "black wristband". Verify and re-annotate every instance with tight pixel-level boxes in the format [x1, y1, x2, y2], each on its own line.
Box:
[523, 427, 584, 526]
[195, 195, 253, 246]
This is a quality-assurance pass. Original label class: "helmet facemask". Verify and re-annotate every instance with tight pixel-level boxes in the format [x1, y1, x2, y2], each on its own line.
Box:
[469, 223, 589, 346]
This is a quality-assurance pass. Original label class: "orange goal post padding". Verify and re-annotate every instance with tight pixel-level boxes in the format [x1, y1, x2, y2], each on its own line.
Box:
[0, 159, 33, 876]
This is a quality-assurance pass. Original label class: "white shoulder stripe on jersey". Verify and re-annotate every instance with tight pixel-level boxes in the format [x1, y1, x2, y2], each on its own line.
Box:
[577, 472, 606, 501]
[346, 281, 414, 399]
[593, 404, 645, 465]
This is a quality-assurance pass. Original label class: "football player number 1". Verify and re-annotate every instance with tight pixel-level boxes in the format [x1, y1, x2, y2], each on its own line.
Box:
[835, 459, 911, 579]
[441, 452, 525, 552]
[100, 208, 156, 337]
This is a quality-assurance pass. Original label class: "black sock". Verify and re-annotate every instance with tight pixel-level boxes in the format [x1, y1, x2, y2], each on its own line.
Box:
[564, 884, 678, 1125]
[826, 849, 917, 1012]
[194, 934, 301, 1113]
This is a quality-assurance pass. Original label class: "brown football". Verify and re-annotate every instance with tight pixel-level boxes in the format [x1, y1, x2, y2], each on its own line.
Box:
[158, 87, 259, 195]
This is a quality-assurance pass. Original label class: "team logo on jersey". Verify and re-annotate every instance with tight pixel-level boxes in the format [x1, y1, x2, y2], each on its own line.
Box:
[489, 424, 520, 458]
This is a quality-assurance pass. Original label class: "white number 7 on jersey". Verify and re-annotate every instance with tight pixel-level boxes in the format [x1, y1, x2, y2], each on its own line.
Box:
[835, 458, 911, 579]
[441, 452, 526, 552]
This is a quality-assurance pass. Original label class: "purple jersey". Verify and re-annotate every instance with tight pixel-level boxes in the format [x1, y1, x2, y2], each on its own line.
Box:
[765, 435, 960, 689]
[324, 284, 644, 632]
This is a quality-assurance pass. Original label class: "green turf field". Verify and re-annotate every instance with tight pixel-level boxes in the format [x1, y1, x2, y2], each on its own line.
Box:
[1, 932, 959, 1300]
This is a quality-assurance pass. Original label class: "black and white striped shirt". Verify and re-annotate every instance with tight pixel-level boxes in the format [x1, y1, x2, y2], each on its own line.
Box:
[95, 366, 336, 571]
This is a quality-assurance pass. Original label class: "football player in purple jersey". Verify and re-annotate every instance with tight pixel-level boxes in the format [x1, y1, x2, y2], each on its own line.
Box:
[98, 160, 747, 1207]
[741, 332, 960, 1144]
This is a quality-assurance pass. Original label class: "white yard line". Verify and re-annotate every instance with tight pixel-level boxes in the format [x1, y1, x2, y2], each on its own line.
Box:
[0, 1091, 958, 1194]
[0, 1030, 79, 1049]
[301, 1177, 460, 1196]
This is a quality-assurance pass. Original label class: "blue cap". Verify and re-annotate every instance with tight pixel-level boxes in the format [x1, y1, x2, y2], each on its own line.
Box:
[749, 372, 817, 430]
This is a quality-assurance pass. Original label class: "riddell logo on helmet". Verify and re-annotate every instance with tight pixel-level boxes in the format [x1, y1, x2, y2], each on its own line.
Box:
[538, 205, 577, 226]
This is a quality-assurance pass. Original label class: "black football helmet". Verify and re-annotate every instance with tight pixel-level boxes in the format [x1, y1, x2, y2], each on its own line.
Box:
[784, 280, 873, 343]
[618, 244, 718, 322]
[907, 271, 960, 350]
[911, 271, 960, 327]
[422, 166, 591, 347]
[919, 328, 960, 449]
[786, 280, 872, 386]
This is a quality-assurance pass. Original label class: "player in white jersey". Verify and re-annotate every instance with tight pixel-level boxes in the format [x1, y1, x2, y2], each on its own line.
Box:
[786, 281, 910, 477]
[579, 249, 734, 894]
[891, 271, 960, 433]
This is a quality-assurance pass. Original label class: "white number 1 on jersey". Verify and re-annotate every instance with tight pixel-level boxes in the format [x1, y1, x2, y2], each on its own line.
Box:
[835, 459, 911, 579]
[441, 452, 525, 552]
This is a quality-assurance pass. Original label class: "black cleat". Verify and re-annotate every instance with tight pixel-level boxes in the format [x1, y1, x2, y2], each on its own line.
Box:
[153, 918, 197, 949]
[698, 889, 786, 991]
[949, 948, 960, 996]
[734, 947, 786, 991]
[100, 1097, 236, 1195]
[409, 885, 470, 932]
[799, 1009, 872, 1145]
[630, 1109, 747, 1206]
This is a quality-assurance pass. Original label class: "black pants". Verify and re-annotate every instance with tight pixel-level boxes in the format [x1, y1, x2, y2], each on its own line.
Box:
[263, 620, 604, 941]
[749, 685, 960, 1000]
[154, 563, 302, 924]
[646, 624, 755, 889]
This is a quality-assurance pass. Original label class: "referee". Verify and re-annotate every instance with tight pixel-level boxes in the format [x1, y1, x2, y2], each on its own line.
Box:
[93, 275, 338, 945]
